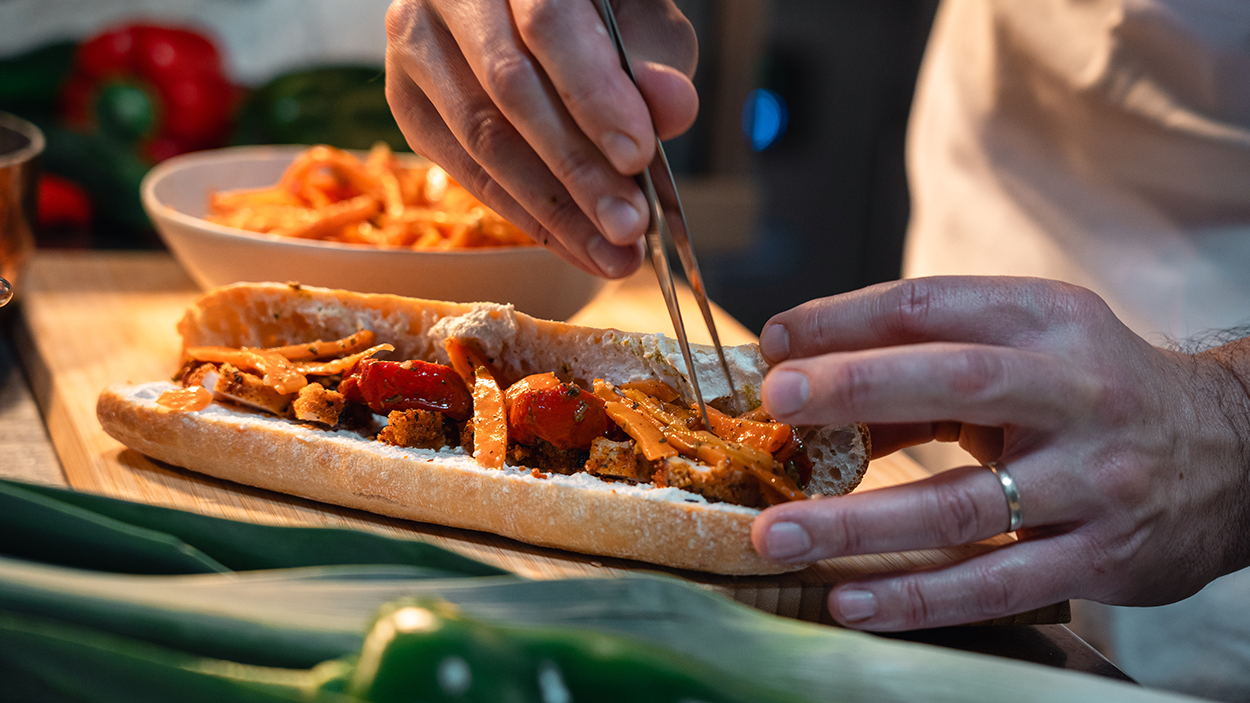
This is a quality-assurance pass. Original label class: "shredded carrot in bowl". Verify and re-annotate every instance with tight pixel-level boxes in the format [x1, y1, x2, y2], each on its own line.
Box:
[204, 143, 535, 250]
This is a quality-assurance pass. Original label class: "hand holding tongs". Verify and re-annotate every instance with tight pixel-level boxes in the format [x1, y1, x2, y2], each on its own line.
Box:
[592, 0, 737, 427]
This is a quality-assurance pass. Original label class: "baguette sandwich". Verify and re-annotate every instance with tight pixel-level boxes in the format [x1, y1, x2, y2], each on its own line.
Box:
[97, 283, 870, 574]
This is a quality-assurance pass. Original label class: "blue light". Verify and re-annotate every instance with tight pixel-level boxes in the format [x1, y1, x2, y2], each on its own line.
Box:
[742, 88, 788, 151]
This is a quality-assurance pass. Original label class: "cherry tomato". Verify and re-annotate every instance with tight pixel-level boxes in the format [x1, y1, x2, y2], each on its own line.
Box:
[505, 373, 609, 450]
[343, 358, 471, 422]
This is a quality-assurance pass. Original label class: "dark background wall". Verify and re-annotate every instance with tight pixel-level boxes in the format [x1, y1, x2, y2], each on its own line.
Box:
[700, 0, 940, 334]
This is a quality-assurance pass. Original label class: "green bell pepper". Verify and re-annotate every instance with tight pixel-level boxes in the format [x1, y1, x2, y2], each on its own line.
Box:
[344, 598, 807, 703]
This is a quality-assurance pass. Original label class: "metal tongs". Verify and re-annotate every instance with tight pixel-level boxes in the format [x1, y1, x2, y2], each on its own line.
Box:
[593, 0, 737, 428]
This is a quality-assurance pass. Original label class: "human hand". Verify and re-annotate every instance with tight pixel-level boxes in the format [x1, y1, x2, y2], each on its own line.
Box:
[384, 0, 698, 278]
[751, 276, 1250, 631]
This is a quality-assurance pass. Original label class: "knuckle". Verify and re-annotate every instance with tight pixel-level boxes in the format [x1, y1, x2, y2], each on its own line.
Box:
[825, 359, 878, 416]
[773, 294, 843, 354]
[878, 278, 936, 340]
[895, 577, 934, 628]
[547, 148, 605, 192]
[969, 561, 1016, 616]
[384, 2, 416, 41]
[820, 509, 866, 557]
[559, 79, 616, 120]
[1025, 278, 1110, 329]
[1052, 281, 1108, 320]
[806, 299, 841, 350]
[513, 0, 563, 47]
[541, 193, 587, 236]
[1075, 531, 1118, 581]
[480, 51, 540, 108]
[461, 108, 517, 163]
[892, 563, 1018, 628]
[490, 177, 584, 240]
[947, 347, 1007, 399]
[1088, 449, 1152, 511]
[673, 15, 699, 75]
[924, 481, 987, 545]
[1072, 528, 1155, 602]
[1085, 364, 1146, 426]
[385, 3, 438, 70]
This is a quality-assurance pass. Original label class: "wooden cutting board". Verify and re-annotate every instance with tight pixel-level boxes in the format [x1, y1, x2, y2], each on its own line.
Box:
[13, 251, 1066, 626]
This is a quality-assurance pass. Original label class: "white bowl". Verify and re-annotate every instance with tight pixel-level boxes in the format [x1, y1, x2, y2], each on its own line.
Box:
[141, 145, 607, 321]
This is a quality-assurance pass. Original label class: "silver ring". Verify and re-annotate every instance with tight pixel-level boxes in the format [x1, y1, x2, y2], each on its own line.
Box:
[985, 461, 1023, 532]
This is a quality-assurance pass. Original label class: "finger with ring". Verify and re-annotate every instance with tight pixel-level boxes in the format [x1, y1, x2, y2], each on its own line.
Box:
[984, 461, 1023, 532]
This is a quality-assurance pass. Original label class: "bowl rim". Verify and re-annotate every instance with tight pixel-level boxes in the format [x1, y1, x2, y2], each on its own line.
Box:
[140, 144, 552, 259]
[0, 111, 45, 168]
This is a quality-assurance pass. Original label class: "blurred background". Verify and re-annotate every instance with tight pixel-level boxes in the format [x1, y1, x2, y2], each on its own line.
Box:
[0, 0, 939, 333]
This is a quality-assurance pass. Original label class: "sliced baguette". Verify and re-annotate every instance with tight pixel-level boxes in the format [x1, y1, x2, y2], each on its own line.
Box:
[97, 282, 870, 574]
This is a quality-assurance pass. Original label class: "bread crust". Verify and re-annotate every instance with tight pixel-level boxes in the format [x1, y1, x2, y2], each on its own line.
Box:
[97, 282, 870, 575]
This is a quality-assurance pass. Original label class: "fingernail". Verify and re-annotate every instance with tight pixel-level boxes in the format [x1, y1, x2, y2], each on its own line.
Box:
[596, 195, 643, 244]
[601, 130, 643, 173]
[764, 522, 811, 559]
[759, 323, 790, 362]
[587, 236, 634, 278]
[765, 370, 809, 415]
[835, 589, 878, 623]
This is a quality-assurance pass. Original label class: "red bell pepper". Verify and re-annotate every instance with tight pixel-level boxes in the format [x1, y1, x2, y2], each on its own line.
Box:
[37, 173, 93, 229]
[59, 23, 236, 162]
[341, 358, 473, 422]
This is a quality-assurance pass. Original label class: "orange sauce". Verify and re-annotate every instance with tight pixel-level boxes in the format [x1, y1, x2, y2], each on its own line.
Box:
[156, 386, 213, 411]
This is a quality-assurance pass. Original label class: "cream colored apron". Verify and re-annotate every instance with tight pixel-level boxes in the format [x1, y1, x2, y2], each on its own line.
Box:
[906, 0, 1250, 344]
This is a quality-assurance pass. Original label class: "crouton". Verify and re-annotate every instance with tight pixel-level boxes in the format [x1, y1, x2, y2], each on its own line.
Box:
[291, 382, 345, 426]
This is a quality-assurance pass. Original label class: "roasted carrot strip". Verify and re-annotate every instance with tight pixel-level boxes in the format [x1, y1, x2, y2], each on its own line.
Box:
[618, 388, 690, 428]
[443, 337, 503, 387]
[739, 407, 771, 423]
[619, 379, 681, 403]
[366, 142, 407, 218]
[603, 400, 677, 462]
[264, 330, 378, 361]
[445, 336, 508, 468]
[663, 431, 727, 467]
[279, 145, 383, 199]
[743, 465, 808, 503]
[184, 347, 306, 394]
[471, 365, 507, 469]
[595, 378, 806, 502]
[672, 427, 775, 472]
[274, 194, 379, 240]
[706, 406, 791, 454]
[444, 337, 475, 386]
[595, 381, 681, 461]
[294, 344, 394, 376]
[662, 423, 808, 503]
[207, 143, 533, 250]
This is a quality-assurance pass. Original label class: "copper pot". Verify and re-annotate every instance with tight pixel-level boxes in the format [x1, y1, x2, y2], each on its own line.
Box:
[0, 112, 44, 307]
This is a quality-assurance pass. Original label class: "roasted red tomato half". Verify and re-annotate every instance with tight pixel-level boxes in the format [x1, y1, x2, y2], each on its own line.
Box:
[505, 373, 609, 450]
[341, 358, 472, 422]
